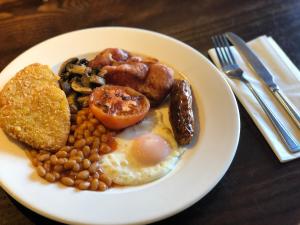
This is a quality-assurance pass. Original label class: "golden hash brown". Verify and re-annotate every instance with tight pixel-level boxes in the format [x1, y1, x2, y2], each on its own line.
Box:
[0, 63, 70, 151]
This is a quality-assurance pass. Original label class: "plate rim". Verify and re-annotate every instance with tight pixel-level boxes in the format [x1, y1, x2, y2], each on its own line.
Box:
[0, 26, 240, 225]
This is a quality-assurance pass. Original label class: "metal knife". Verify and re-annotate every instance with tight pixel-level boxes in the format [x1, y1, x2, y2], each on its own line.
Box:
[226, 32, 300, 129]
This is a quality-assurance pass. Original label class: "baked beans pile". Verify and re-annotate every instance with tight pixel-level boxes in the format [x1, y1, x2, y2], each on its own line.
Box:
[29, 108, 117, 191]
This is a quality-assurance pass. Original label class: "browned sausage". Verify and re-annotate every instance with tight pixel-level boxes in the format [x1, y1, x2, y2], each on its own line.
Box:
[169, 79, 194, 145]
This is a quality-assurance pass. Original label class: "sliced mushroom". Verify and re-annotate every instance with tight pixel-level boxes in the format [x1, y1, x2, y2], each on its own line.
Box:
[71, 80, 92, 94]
[89, 75, 105, 86]
[67, 92, 78, 114]
[58, 57, 78, 76]
[59, 80, 72, 95]
[81, 74, 91, 87]
[66, 64, 87, 75]
[77, 96, 90, 108]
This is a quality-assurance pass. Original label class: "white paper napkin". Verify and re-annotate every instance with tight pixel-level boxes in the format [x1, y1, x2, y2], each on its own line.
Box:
[208, 35, 300, 162]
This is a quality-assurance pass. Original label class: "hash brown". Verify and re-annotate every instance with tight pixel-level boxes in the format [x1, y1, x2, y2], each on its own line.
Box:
[0, 63, 70, 151]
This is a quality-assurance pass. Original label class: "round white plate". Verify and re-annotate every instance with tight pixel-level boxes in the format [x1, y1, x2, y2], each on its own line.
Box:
[0, 27, 240, 225]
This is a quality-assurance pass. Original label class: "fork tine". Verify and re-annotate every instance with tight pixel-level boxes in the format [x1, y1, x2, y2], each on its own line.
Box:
[218, 35, 233, 66]
[211, 36, 225, 68]
[222, 35, 236, 65]
[216, 35, 230, 66]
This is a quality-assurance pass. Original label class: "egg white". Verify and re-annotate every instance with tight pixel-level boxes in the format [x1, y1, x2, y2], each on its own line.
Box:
[100, 103, 186, 186]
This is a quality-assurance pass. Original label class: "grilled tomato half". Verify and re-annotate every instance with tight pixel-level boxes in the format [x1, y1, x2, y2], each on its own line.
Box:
[89, 85, 150, 130]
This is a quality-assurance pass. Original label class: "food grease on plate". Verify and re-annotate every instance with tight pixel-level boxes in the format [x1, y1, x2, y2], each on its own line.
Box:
[0, 47, 195, 192]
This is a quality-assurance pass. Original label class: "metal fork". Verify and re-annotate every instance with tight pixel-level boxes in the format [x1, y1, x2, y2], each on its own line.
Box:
[212, 34, 300, 153]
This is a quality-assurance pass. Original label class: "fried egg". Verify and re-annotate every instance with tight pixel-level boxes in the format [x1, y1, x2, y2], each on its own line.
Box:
[100, 104, 185, 186]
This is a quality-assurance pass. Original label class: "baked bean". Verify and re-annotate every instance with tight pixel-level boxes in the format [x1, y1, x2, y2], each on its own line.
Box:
[76, 127, 84, 135]
[97, 124, 106, 133]
[88, 112, 94, 119]
[77, 150, 84, 159]
[93, 129, 101, 137]
[56, 150, 68, 158]
[87, 125, 95, 133]
[82, 146, 91, 157]
[53, 164, 64, 173]
[92, 137, 100, 149]
[37, 153, 50, 161]
[40, 150, 48, 154]
[98, 181, 107, 191]
[76, 116, 83, 125]
[80, 114, 87, 121]
[82, 159, 91, 169]
[74, 179, 83, 186]
[72, 163, 81, 172]
[58, 158, 68, 165]
[70, 149, 78, 157]
[61, 177, 74, 186]
[64, 159, 76, 169]
[68, 172, 76, 180]
[74, 139, 86, 148]
[99, 143, 111, 154]
[37, 165, 46, 177]
[78, 181, 90, 190]
[90, 118, 99, 125]
[77, 109, 87, 116]
[90, 148, 99, 155]
[84, 130, 90, 138]
[77, 170, 90, 180]
[32, 158, 39, 167]
[60, 146, 72, 152]
[50, 155, 58, 165]
[30, 150, 38, 157]
[45, 173, 56, 182]
[86, 137, 94, 145]
[89, 162, 100, 174]
[68, 135, 75, 144]
[101, 134, 108, 143]
[53, 171, 60, 180]
[99, 174, 112, 186]
[93, 172, 100, 179]
[89, 153, 100, 162]
[43, 161, 51, 172]
[76, 134, 84, 140]
[90, 179, 99, 190]
[71, 156, 83, 163]
[80, 122, 88, 130]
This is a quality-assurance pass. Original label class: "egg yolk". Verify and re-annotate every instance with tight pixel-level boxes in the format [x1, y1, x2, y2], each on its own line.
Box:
[131, 133, 171, 166]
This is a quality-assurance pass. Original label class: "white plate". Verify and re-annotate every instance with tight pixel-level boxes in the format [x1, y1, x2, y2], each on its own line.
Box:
[0, 27, 240, 225]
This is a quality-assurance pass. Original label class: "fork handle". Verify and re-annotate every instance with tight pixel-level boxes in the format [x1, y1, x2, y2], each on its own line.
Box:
[244, 80, 300, 153]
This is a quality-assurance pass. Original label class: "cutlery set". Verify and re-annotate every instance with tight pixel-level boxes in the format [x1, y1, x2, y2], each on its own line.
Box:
[212, 32, 300, 153]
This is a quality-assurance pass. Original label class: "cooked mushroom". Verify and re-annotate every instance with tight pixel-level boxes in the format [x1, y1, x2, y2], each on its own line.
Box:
[71, 80, 92, 94]
[66, 64, 87, 75]
[81, 74, 90, 87]
[58, 57, 78, 76]
[59, 80, 72, 95]
[89, 75, 105, 86]
[67, 92, 78, 114]
[77, 96, 90, 108]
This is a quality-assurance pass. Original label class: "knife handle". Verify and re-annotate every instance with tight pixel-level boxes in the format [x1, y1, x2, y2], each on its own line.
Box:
[272, 89, 300, 129]
[245, 82, 300, 153]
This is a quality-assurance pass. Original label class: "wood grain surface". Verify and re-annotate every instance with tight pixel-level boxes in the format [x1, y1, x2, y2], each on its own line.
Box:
[1, 0, 300, 224]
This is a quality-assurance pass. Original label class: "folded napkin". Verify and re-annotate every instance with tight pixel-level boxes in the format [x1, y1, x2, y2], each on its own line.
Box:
[208, 35, 300, 162]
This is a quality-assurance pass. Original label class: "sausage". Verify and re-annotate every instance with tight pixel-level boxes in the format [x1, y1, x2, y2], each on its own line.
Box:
[169, 79, 194, 145]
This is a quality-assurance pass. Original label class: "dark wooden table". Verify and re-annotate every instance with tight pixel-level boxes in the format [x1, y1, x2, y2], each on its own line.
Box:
[1, 0, 300, 224]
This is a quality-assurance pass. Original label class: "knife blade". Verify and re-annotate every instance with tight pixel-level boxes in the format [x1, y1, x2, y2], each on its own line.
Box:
[226, 32, 300, 129]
